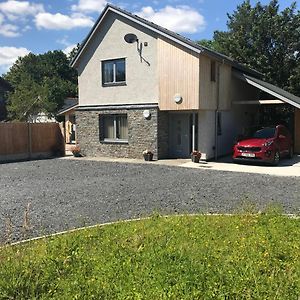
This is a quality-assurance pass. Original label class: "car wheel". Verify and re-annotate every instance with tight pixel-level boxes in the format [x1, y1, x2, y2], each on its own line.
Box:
[273, 150, 280, 166]
[288, 147, 293, 159]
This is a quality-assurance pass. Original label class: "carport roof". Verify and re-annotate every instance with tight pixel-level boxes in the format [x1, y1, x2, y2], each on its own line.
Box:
[236, 72, 300, 109]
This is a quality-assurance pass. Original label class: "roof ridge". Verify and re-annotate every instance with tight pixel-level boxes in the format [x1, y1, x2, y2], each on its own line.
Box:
[71, 3, 262, 77]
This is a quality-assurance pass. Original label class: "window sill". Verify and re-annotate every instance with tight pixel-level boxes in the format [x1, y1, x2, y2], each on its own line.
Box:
[102, 82, 127, 87]
[101, 139, 129, 145]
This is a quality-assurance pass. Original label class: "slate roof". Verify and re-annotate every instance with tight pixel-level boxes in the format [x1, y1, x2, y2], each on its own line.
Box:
[57, 98, 78, 115]
[71, 4, 261, 77]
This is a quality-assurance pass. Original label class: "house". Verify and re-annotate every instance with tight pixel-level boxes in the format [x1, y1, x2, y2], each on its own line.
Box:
[57, 98, 78, 144]
[28, 113, 56, 123]
[71, 4, 300, 160]
[0, 77, 12, 121]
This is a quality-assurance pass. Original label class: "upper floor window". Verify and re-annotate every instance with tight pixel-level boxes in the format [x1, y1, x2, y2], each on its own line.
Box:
[102, 58, 126, 86]
[211, 61, 216, 82]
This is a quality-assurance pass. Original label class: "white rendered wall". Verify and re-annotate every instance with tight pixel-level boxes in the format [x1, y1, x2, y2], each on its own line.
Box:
[197, 105, 259, 160]
[76, 12, 158, 106]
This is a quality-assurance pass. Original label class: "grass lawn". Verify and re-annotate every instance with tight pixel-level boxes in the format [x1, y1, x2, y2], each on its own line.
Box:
[0, 212, 300, 299]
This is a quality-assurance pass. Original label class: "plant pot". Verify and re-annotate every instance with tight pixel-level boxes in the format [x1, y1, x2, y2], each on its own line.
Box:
[143, 153, 153, 161]
[72, 152, 82, 157]
[191, 155, 200, 163]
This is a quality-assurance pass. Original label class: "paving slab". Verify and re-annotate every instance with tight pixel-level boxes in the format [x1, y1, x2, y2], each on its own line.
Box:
[63, 155, 300, 177]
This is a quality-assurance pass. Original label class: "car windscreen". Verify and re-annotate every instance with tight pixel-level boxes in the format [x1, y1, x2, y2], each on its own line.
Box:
[253, 127, 276, 139]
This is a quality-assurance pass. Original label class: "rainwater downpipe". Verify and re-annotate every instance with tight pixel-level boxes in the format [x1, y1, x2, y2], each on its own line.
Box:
[192, 112, 196, 151]
[214, 61, 222, 161]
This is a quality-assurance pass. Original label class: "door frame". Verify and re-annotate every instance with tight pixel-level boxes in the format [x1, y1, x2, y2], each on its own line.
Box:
[168, 112, 198, 158]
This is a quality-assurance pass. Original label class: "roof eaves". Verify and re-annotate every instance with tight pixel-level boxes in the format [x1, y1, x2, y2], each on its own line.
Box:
[70, 4, 111, 67]
[70, 4, 204, 68]
[71, 4, 262, 78]
[234, 71, 300, 109]
[57, 104, 78, 116]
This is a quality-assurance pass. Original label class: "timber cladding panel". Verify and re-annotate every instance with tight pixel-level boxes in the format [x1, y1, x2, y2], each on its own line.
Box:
[0, 122, 64, 162]
[199, 55, 217, 110]
[157, 38, 200, 111]
[199, 55, 232, 110]
[218, 63, 232, 110]
[295, 109, 300, 153]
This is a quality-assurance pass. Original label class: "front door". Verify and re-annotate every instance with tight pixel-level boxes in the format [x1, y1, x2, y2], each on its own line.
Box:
[169, 114, 190, 158]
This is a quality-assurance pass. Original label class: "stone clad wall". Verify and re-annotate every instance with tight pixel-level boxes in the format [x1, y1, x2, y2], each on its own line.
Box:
[76, 108, 166, 159]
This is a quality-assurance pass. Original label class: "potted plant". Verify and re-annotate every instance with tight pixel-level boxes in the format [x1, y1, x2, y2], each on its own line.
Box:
[143, 149, 154, 161]
[191, 150, 201, 163]
[72, 145, 83, 157]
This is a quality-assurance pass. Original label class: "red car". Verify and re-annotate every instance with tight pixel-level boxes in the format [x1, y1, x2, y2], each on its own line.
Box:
[233, 125, 293, 165]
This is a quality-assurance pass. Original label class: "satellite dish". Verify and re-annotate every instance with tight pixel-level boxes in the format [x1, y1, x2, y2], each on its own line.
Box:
[124, 33, 138, 44]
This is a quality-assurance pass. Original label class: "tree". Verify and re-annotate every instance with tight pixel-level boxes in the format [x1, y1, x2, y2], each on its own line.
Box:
[68, 43, 81, 63]
[206, 0, 300, 96]
[4, 50, 78, 121]
[196, 39, 218, 51]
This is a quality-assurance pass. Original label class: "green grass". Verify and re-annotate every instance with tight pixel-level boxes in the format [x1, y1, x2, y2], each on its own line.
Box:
[1, 212, 300, 299]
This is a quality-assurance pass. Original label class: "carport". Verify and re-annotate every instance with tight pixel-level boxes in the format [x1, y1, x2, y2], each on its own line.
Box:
[233, 73, 300, 153]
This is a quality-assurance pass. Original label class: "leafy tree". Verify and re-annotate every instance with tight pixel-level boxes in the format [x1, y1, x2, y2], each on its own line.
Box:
[4, 50, 78, 121]
[202, 0, 300, 96]
[196, 39, 218, 51]
[68, 43, 81, 63]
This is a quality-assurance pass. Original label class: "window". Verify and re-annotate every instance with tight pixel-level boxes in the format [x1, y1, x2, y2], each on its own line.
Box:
[253, 127, 276, 139]
[102, 58, 126, 86]
[100, 114, 128, 142]
[211, 61, 216, 82]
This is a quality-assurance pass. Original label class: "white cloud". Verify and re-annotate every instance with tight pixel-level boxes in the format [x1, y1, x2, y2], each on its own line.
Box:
[136, 5, 206, 34]
[0, 0, 44, 19]
[57, 36, 71, 47]
[0, 23, 19, 37]
[0, 13, 19, 37]
[35, 12, 94, 30]
[63, 44, 77, 55]
[22, 25, 31, 32]
[56, 37, 77, 55]
[0, 46, 30, 74]
[71, 0, 107, 13]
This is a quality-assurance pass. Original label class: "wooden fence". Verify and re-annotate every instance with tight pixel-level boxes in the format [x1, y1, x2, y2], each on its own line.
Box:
[0, 122, 65, 163]
[295, 109, 300, 154]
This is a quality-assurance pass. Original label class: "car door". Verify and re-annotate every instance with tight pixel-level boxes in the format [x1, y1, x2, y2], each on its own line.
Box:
[277, 126, 289, 156]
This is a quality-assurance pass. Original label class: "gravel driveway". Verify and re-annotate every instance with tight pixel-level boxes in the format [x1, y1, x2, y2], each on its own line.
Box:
[1, 158, 299, 242]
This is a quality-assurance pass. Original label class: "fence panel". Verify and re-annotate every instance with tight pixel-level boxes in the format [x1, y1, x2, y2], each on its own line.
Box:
[295, 109, 300, 154]
[0, 122, 65, 162]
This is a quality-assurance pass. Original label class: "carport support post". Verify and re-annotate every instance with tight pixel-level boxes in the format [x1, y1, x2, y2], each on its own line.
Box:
[192, 113, 196, 151]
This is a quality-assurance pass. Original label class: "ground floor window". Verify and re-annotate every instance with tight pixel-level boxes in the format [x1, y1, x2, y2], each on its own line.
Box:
[100, 114, 128, 142]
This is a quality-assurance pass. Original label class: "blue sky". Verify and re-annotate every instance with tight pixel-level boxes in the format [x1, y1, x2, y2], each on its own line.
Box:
[0, 0, 297, 75]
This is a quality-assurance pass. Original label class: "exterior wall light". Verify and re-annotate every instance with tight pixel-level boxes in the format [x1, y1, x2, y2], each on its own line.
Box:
[143, 110, 151, 119]
[174, 94, 183, 104]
